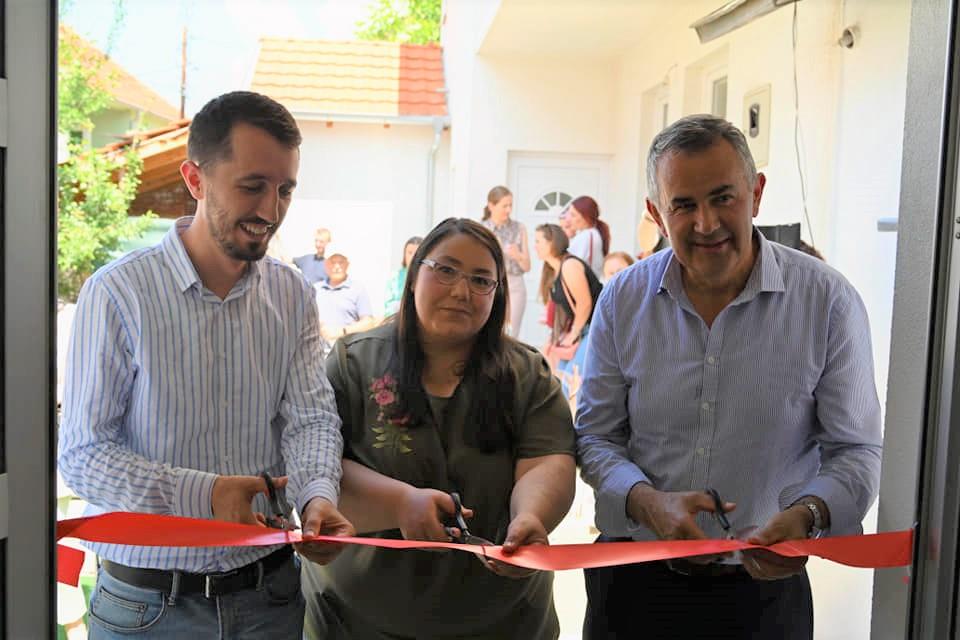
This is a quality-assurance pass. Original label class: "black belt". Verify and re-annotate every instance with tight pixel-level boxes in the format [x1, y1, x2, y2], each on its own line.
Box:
[664, 558, 748, 578]
[101, 545, 293, 598]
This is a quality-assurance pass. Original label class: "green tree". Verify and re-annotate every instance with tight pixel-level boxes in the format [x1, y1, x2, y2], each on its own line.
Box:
[356, 0, 442, 45]
[57, 22, 153, 302]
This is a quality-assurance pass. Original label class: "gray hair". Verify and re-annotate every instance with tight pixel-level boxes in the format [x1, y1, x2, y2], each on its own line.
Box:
[645, 114, 758, 207]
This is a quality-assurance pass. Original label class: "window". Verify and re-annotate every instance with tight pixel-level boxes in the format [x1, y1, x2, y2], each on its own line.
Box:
[534, 190, 572, 213]
[711, 75, 728, 118]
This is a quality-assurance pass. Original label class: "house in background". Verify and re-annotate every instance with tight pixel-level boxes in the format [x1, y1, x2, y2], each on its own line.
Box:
[59, 26, 180, 150]
[104, 119, 192, 220]
[249, 38, 450, 315]
[441, 0, 909, 638]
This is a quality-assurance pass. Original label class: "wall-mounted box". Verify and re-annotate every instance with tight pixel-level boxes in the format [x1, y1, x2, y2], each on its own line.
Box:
[743, 84, 771, 167]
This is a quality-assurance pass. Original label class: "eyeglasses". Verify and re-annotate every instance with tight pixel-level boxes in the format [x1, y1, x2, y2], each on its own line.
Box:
[420, 259, 499, 295]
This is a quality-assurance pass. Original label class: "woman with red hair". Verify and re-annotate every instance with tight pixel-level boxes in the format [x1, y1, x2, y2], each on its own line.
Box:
[566, 195, 610, 279]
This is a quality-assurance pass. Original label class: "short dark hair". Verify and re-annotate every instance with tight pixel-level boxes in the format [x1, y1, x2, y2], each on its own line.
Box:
[187, 91, 302, 169]
[646, 114, 757, 206]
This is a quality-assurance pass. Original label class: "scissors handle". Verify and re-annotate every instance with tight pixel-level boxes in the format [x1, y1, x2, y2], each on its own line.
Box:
[706, 488, 731, 532]
[261, 472, 288, 530]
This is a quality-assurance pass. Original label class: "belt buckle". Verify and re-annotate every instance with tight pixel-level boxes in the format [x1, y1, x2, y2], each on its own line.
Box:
[665, 559, 694, 576]
[203, 569, 238, 599]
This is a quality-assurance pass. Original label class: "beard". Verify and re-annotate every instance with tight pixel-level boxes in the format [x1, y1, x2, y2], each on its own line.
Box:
[205, 191, 276, 262]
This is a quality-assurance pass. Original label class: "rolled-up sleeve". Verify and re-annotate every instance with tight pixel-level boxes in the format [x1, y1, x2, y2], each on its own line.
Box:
[575, 286, 650, 537]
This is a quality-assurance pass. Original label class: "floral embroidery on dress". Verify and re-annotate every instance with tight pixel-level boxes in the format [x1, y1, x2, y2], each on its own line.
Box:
[369, 373, 413, 454]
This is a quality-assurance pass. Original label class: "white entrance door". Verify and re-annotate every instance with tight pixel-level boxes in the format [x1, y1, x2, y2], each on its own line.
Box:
[507, 152, 610, 346]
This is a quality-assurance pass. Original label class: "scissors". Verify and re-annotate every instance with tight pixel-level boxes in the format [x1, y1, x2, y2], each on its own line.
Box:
[443, 492, 494, 546]
[261, 472, 292, 531]
[706, 488, 733, 539]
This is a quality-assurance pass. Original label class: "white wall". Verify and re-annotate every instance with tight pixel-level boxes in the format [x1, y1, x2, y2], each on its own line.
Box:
[280, 119, 451, 314]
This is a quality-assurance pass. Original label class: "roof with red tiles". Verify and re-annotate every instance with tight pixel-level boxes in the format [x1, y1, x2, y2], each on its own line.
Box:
[60, 26, 180, 122]
[250, 38, 447, 118]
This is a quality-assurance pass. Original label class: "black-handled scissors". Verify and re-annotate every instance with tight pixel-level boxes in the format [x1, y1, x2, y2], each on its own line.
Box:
[444, 492, 493, 546]
[261, 472, 291, 531]
[706, 488, 732, 538]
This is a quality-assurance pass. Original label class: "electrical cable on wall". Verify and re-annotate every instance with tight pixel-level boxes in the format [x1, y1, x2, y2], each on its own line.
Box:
[791, 0, 816, 249]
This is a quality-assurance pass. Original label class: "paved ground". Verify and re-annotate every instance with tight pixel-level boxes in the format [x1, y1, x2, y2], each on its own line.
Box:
[550, 474, 598, 640]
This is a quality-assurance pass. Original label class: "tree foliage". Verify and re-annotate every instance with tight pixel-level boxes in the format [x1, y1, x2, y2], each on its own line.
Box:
[57, 20, 153, 302]
[356, 0, 441, 45]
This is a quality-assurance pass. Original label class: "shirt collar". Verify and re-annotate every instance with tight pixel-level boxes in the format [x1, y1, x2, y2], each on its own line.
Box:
[319, 277, 351, 291]
[161, 215, 262, 296]
[658, 227, 785, 300]
[162, 217, 203, 293]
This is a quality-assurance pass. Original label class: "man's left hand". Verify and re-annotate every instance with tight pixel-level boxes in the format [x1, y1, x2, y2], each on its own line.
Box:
[742, 505, 811, 580]
[485, 512, 548, 579]
[293, 498, 355, 565]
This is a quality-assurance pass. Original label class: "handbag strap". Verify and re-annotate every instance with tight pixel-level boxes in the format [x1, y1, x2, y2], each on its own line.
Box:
[558, 256, 578, 315]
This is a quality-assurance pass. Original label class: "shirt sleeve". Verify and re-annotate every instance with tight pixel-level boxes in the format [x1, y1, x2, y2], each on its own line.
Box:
[795, 288, 883, 535]
[568, 232, 588, 263]
[280, 282, 345, 511]
[575, 284, 651, 537]
[356, 286, 373, 318]
[57, 275, 217, 519]
[513, 349, 575, 459]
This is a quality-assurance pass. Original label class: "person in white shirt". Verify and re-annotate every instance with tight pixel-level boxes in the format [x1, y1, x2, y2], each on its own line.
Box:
[566, 195, 609, 279]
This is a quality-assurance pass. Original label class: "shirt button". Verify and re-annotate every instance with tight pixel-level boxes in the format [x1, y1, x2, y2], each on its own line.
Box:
[696, 447, 705, 456]
[707, 356, 717, 364]
[701, 402, 710, 411]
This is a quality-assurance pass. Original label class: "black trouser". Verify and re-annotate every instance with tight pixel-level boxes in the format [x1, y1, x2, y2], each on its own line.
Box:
[583, 538, 813, 640]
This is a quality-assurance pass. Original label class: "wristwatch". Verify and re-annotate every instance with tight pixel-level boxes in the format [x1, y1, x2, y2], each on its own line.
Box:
[795, 497, 826, 539]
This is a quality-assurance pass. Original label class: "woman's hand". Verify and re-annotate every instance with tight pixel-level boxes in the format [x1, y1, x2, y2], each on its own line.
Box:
[483, 512, 547, 579]
[396, 487, 474, 542]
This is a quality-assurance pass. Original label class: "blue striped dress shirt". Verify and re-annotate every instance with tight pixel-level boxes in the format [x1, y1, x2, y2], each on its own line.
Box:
[576, 231, 882, 541]
[58, 217, 344, 572]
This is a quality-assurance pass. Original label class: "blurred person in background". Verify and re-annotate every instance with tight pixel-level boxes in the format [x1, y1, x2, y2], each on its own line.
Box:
[315, 253, 375, 353]
[534, 223, 602, 406]
[602, 251, 635, 283]
[383, 236, 423, 317]
[482, 186, 531, 337]
[566, 195, 610, 279]
[294, 227, 332, 285]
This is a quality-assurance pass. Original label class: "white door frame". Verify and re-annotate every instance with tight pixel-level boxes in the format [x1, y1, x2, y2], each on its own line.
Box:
[5, 0, 56, 636]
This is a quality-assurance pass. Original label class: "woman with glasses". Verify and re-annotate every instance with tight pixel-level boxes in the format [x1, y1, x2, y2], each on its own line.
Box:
[302, 218, 576, 640]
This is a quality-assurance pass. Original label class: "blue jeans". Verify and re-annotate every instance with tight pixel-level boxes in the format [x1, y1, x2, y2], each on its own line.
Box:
[88, 553, 305, 639]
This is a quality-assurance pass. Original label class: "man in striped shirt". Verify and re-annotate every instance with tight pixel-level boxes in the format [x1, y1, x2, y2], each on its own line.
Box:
[59, 91, 354, 639]
[576, 115, 882, 639]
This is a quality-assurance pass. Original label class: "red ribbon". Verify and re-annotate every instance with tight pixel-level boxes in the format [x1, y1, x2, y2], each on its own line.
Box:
[55, 512, 913, 587]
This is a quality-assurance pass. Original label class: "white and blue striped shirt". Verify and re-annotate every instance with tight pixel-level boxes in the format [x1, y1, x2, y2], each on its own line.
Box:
[576, 231, 882, 540]
[59, 217, 343, 572]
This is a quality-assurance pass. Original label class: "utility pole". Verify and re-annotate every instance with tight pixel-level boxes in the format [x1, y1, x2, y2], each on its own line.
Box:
[179, 25, 187, 118]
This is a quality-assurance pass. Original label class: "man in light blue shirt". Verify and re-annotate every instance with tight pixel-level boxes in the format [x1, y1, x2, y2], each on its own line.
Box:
[576, 115, 882, 640]
[59, 91, 354, 639]
[314, 253, 375, 350]
[294, 227, 331, 285]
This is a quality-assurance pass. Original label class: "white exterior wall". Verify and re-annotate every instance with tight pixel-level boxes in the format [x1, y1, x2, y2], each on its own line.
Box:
[444, 1, 911, 638]
[278, 120, 451, 315]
